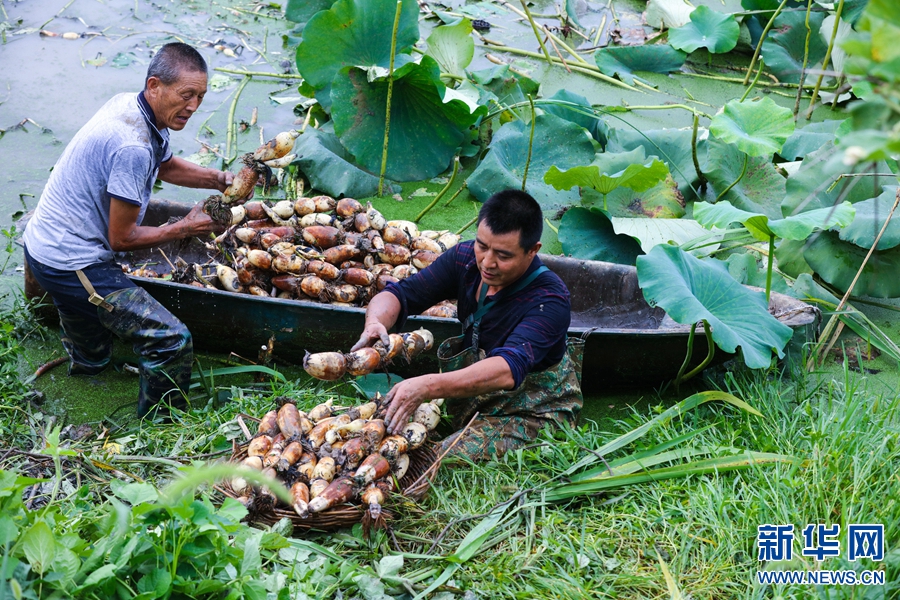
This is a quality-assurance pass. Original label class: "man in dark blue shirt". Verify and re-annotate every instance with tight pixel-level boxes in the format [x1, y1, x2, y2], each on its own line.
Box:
[353, 190, 584, 461]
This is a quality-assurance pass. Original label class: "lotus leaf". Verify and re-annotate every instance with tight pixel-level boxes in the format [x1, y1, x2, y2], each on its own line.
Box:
[774, 238, 814, 277]
[838, 186, 900, 250]
[725, 253, 791, 294]
[636, 245, 793, 368]
[779, 119, 847, 160]
[646, 0, 694, 29]
[804, 231, 900, 298]
[426, 18, 474, 80]
[607, 128, 705, 195]
[545, 148, 669, 198]
[558, 207, 644, 265]
[669, 6, 740, 54]
[710, 97, 794, 157]
[331, 57, 482, 182]
[542, 89, 608, 147]
[284, 0, 336, 25]
[594, 174, 685, 219]
[294, 0, 419, 109]
[694, 200, 855, 241]
[293, 128, 397, 198]
[466, 114, 595, 211]
[704, 139, 785, 218]
[594, 45, 687, 85]
[760, 11, 827, 84]
[610, 216, 709, 254]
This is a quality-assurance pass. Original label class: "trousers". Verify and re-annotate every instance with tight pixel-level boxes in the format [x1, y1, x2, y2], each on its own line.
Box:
[25, 249, 193, 417]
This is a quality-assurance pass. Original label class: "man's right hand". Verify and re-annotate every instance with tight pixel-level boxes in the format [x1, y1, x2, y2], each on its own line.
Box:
[351, 321, 390, 351]
[178, 203, 224, 238]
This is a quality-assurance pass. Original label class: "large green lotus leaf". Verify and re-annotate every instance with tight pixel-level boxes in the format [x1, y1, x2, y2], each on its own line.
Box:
[466, 114, 595, 211]
[607, 128, 705, 195]
[636, 245, 793, 368]
[775, 238, 814, 277]
[725, 252, 791, 295]
[545, 148, 669, 196]
[558, 207, 644, 265]
[594, 45, 687, 85]
[710, 97, 794, 157]
[467, 65, 539, 120]
[781, 144, 892, 216]
[294, 128, 397, 197]
[425, 18, 474, 80]
[595, 174, 685, 218]
[610, 216, 709, 254]
[760, 11, 827, 84]
[295, 0, 419, 109]
[779, 119, 847, 160]
[285, 0, 336, 25]
[669, 6, 740, 54]
[805, 231, 900, 298]
[694, 200, 855, 241]
[704, 139, 785, 218]
[331, 57, 481, 182]
[839, 186, 900, 250]
[542, 89, 608, 147]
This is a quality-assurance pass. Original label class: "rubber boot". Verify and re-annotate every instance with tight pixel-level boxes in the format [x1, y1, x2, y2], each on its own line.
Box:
[57, 311, 114, 376]
[97, 287, 193, 417]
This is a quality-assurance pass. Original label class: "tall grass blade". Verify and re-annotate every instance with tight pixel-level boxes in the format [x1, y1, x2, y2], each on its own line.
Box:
[658, 555, 686, 600]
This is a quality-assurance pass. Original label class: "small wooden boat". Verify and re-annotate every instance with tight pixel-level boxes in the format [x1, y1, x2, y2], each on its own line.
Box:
[23, 199, 819, 391]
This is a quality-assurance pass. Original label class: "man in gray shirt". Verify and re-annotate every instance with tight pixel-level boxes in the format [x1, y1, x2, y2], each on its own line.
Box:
[24, 43, 233, 417]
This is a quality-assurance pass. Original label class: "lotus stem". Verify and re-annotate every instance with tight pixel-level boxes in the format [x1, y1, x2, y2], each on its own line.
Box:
[522, 95, 536, 191]
[457, 214, 479, 235]
[744, 0, 790, 85]
[805, 0, 844, 120]
[793, 0, 815, 118]
[809, 188, 900, 369]
[518, 0, 553, 65]
[681, 71, 834, 90]
[225, 75, 251, 167]
[740, 58, 765, 102]
[674, 322, 697, 390]
[691, 113, 706, 189]
[765, 234, 775, 303]
[715, 154, 748, 202]
[543, 26, 571, 73]
[681, 321, 715, 382]
[444, 181, 468, 206]
[213, 67, 300, 79]
[379, 0, 404, 197]
[415, 157, 459, 222]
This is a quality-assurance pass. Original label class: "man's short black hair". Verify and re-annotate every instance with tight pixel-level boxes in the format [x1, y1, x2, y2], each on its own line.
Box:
[145, 43, 208, 88]
[477, 189, 543, 250]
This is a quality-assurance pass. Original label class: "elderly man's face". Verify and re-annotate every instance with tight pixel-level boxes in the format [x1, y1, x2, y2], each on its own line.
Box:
[474, 221, 541, 292]
[145, 69, 207, 131]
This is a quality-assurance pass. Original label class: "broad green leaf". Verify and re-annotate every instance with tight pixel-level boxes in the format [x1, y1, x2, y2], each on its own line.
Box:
[600, 174, 686, 219]
[466, 114, 595, 211]
[710, 97, 794, 157]
[804, 231, 900, 298]
[610, 217, 709, 254]
[0, 515, 17, 546]
[636, 245, 794, 368]
[51, 547, 81, 584]
[294, 128, 397, 198]
[426, 19, 474, 80]
[564, 0, 582, 27]
[542, 89, 608, 147]
[466, 64, 539, 121]
[284, 0, 336, 25]
[110, 480, 159, 506]
[781, 144, 892, 216]
[838, 186, 900, 250]
[295, 0, 420, 109]
[242, 580, 268, 600]
[22, 522, 56, 575]
[331, 57, 482, 181]
[704, 139, 785, 218]
[726, 253, 791, 295]
[669, 6, 740, 54]
[241, 530, 263, 576]
[760, 11, 827, 84]
[779, 119, 847, 160]
[377, 554, 404, 579]
[774, 238, 813, 277]
[607, 127, 706, 196]
[545, 148, 669, 196]
[558, 207, 644, 265]
[694, 200, 855, 241]
[80, 563, 118, 589]
[137, 568, 172, 597]
[594, 45, 687, 85]
[353, 373, 404, 399]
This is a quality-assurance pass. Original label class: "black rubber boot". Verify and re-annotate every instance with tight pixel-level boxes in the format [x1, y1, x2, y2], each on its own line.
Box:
[57, 311, 114, 376]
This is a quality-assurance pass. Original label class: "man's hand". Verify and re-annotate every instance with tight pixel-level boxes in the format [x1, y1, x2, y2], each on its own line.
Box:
[178, 203, 224, 238]
[215, 170, 234, 193]
[383, 377, 431, 433]
[351, 321, 390, 351]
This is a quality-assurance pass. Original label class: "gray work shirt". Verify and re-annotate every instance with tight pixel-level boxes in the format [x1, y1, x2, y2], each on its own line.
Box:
[23, 92, 172, 270]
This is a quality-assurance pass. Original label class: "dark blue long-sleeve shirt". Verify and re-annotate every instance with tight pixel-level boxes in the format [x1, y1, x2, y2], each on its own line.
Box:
[385, 241, 570, 389]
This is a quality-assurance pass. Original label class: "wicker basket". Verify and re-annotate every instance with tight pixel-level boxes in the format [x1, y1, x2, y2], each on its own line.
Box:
[217, 440, 440, 531]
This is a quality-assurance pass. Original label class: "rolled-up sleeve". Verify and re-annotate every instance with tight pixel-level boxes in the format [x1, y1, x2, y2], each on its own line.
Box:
[385, 244, 461, 330]
[487, 293, 570, 389]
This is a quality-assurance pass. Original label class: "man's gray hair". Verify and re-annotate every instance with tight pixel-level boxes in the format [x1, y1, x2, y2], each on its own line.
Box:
[145, 42, 207, 88]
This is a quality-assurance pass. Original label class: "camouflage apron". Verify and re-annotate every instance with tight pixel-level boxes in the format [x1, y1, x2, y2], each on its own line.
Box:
[437, 267, 584, 461]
